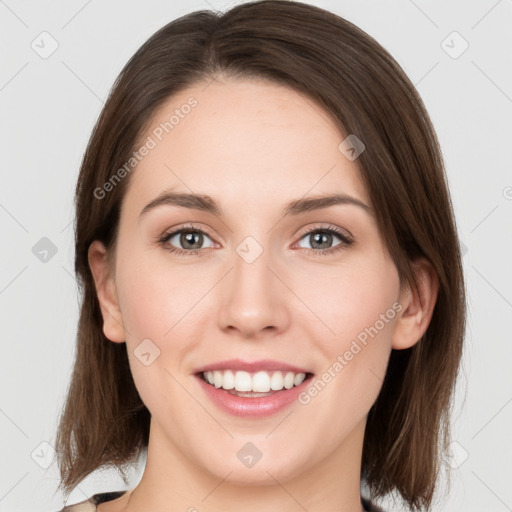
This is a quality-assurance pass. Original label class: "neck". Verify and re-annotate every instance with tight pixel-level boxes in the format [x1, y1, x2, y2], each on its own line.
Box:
[123, 416, 367, 512]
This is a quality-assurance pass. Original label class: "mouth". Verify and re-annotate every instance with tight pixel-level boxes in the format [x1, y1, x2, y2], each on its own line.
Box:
[195, 369, 315, 398]
[192, 359, 315, 416]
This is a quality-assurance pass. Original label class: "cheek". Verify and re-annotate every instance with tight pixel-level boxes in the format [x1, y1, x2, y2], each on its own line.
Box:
[114, 260, 198, 414]
[295, 251, 401, 408]
[116, 270, 169, 338]
[296, 259, 400, 419]
[298, 255, 400, 344]
[113, 249, 213, 394]
[114, 246, 209, 339]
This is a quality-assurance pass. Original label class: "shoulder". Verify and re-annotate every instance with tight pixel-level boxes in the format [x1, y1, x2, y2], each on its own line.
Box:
[58, 491, 127, 512]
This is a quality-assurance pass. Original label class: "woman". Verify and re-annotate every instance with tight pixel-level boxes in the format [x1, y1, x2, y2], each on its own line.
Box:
[54, 1, 466, 511]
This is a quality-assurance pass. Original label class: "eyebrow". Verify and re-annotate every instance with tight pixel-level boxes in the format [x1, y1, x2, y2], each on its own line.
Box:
[139, 191, 372, 219]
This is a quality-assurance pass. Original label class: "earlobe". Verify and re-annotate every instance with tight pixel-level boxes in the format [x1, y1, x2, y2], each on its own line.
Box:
[87, 240, 125, 343]
[392, 258, 439, 350]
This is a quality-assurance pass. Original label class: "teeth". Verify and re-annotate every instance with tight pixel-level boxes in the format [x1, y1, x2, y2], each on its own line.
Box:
[203, 370, 307, 392]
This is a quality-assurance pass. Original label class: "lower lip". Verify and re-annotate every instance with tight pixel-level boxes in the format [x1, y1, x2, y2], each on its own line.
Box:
[195, 374, 313, 417]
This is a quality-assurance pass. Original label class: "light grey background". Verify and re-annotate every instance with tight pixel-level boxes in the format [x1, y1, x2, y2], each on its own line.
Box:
[1, 1, 511, 511]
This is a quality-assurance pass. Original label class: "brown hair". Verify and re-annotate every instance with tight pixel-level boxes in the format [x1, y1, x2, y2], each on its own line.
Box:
[54, 1, 466, 510]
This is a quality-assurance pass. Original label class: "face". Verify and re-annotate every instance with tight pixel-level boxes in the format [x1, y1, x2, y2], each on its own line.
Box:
[92, 77, 409, 488]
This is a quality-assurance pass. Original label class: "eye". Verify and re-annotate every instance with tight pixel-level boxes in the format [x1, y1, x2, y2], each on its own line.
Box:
[295, 225, 353, 256]
[158, 224, 215, 256]
[158, 223, 353, 257]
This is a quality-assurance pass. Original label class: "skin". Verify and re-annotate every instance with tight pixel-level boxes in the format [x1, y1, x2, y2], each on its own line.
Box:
[89, 76, 438, 512]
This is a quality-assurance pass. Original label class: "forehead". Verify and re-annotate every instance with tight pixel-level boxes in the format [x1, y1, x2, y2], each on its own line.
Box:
[124, 77, 370, 217]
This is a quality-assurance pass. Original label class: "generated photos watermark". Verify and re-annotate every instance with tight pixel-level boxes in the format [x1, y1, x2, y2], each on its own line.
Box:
[298, 302, 403, 405]
[93, 96, 198, 200]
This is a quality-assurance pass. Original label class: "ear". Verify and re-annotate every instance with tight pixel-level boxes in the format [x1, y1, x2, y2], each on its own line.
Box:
[392, 258, 439, 350]
[88, 240, 125, 343]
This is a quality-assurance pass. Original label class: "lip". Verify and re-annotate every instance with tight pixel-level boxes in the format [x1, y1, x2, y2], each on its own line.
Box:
[195, 371, 314, 418]
[193, 358, 311, 374]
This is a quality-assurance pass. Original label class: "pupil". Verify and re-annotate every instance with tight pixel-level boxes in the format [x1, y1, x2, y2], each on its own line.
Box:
[181, 231, 202, 249]
[311, 232, 331, 249]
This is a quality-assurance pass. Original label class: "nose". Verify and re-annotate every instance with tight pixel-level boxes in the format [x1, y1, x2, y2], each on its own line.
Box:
[217, 243, 291, 339]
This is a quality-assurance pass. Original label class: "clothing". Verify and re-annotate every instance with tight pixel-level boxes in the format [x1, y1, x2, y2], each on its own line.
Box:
[59, 491, 126, 511]
[59, 491, 385, 511]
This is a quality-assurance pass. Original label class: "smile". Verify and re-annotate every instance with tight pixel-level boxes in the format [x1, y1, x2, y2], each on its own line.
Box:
[195, 369, 314, 417]
[201, 369, 309, 394]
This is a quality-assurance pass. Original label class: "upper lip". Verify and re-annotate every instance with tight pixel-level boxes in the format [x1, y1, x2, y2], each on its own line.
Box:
[194, 359, 312, 375]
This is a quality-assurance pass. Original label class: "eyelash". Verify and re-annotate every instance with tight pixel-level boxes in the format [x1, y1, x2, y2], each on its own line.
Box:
[157, 223, 354, 257]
